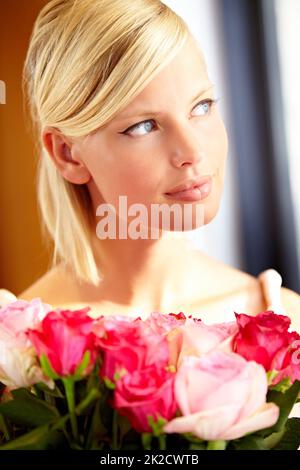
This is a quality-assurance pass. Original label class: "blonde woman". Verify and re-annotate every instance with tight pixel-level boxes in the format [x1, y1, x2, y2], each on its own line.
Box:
[9, 0, 299, 327]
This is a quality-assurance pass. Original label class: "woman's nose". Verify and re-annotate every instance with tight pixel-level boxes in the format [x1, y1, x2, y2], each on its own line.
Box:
[169, 122, 205, 168]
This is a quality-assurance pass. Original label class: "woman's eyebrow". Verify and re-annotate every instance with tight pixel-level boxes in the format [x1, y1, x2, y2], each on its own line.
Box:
[114, 84, 215, 121]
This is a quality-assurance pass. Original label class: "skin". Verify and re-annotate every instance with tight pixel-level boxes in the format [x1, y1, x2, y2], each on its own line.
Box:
[19, 35, 300, 326]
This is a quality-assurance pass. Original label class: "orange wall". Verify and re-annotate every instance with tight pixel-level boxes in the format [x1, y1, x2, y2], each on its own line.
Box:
[0, 0, 51, 295]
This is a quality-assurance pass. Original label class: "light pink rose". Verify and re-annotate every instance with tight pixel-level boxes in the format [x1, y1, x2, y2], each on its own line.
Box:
[0, 298, 53, 389]
[164, 350, 279, 441]
[0, 298, 52, 339]
[171, 320, 238, 369]
[141, 313, 203, 371]
[143, 312, 189, 335]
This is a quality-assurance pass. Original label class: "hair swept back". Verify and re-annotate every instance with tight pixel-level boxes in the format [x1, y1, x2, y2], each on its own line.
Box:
[22, 0, 189, 285]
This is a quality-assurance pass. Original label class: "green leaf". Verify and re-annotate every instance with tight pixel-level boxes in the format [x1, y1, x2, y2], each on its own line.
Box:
[33, 382, 64, 398]
[264, 379, 300, 434]
[74, 351, 91, 379]
[0, 388, 59, 428]
[271, 418, 300, 450]
[0, 401, 80, 450]
[0, 413, 11, 441]
[267, 370, 279, 384]
[113, 368, 126, 382]
[103, 377, 115, 390]
[269, 377, 293, 393]
[148, 415, 167, 437]
[0, 424, 65, 450]
[40, 354, 60, 380]
[230, 435, 269, 450]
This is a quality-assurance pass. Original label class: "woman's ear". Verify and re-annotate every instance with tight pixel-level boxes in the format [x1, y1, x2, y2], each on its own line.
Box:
[41, 126, 91, 184]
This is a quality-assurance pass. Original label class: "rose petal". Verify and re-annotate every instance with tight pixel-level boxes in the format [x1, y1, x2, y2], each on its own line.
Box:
[220, 403, 280, 440]
[164, 404, 241, 441]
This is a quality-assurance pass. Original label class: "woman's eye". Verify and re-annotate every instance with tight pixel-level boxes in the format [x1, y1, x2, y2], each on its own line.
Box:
[192, 98, 217, 116]
[120, 98, 218, 137]
[121, 119, 156, 137]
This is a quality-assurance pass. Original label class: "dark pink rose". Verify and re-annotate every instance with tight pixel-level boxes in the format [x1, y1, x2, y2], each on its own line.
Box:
[233, 311, 300, 383]
[27, 307, 97, 377]
[93, 316, 169, 382]
[114, 363, 177, 432]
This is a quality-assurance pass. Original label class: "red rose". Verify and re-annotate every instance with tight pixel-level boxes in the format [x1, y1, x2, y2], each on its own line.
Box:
[233, 311, 300, 383]
[27, 308, 97, 377]
[93, 317, 169, 382]
[113, 364, 177, 432]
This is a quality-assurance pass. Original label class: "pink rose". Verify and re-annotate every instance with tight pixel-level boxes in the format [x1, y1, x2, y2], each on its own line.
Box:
[0, 298, 52, 340]
[233, 311, 300, 383]
[170, 320, 238, 369]
[142, 312, 203, 370]
[163, 350, 279, 441]
[114, 363, 177, 432]
[0, 298, 53, 389]
[27, 307, 97, 377]
[93, 316, 169, 382]
[142, 312, 188, 335]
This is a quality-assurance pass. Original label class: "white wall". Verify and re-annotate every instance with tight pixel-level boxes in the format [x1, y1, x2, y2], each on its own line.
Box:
[162, 0, 244, 269]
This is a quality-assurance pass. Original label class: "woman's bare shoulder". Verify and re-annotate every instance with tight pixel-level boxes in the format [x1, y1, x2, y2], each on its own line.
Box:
[216, 263, 300, 329]
[189, 253, 264, 312]
[18, 263, 76, 305]
[194, 253, 261, 298]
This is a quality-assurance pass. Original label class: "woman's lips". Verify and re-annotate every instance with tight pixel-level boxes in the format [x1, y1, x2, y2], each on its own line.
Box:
[164, 178, 213, 202]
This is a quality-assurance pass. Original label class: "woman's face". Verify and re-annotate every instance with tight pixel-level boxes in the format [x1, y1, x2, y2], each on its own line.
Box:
[76, 35, 228, 232]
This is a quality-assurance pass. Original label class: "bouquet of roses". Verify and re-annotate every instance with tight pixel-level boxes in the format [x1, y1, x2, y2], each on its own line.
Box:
[0, 298, 300, 451]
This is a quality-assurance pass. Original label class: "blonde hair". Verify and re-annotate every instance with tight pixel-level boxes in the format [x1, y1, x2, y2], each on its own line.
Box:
[22, 0, 189, 285]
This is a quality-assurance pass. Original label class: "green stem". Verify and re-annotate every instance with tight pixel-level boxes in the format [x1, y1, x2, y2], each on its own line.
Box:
[141, 432, 152, 450]
[263, 430, 285, 449]
[158, 434, 166, 450]
[75, 388, 100, 415]
[51, 414, 70, 432]
[83, 400, 101, 450]
[207, 440, 227, 450]
[63, 378, 78, 442]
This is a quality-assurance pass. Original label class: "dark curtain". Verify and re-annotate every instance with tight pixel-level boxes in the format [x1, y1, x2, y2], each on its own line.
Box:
[219, 0, 300, 292]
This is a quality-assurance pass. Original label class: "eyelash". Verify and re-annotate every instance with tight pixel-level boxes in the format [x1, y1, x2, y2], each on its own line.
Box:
[120, 98, 219, 137]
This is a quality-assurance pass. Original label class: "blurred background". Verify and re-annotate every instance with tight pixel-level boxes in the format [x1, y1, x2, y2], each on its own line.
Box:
[0, 0, 299, 295]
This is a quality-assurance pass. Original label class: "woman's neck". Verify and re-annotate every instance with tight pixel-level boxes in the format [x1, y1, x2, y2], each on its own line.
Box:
[88, 229, 208, 313]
